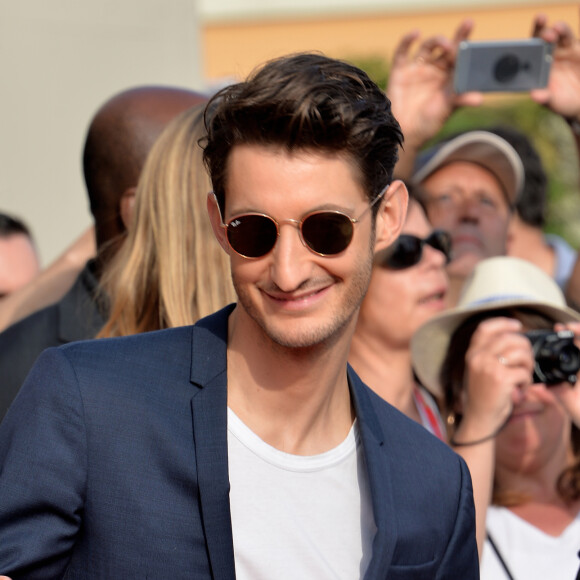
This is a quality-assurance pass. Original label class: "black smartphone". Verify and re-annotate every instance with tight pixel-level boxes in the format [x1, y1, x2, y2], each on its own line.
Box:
[454, 38, 553, 94]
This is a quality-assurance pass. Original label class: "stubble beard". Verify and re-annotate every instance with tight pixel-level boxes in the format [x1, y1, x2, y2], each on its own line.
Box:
[232, 247, 375, 353]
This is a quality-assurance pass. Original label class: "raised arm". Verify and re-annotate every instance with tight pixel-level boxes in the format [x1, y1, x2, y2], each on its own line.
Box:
[450, 317, 534, 556]
[0, 225, 95, 332]
[530, 13, 580, 308]
[387, 19, 484, 179]
[530, 13, 580, 135]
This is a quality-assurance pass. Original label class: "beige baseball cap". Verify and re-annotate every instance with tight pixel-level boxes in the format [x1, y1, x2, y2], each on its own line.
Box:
[412, 130, 525, 205]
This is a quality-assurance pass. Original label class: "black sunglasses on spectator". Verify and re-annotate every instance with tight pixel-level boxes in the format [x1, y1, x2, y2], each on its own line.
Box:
[378, 230, 452, 270]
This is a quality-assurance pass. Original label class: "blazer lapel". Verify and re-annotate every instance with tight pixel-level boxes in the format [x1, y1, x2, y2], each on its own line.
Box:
[190, 306, 236, 580]
[348, 366, 398, 579]
[188, 313, 395, 579]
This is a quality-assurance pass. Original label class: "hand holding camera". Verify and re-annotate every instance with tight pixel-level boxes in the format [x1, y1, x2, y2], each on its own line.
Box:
[449, 317, 580, 450]
[460, 318, 580, 440]
[459, 317, 534, 440]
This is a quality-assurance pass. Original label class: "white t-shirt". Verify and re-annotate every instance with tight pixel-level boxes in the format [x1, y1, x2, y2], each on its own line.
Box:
[481, 505, 580, 580]
[227, 408, 376, 580]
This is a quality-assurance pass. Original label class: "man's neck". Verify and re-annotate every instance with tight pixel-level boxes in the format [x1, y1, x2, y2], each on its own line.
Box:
[507, 221, 555, 278]
[226, 306, 355, 456]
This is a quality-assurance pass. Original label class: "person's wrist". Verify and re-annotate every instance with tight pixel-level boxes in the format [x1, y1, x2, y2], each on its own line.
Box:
[451, 403, 512, 446]
[452, 420, 496, 445]
[450, 418, 501, 447]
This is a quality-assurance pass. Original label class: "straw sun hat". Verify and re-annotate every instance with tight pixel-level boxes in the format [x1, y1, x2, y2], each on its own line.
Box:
[411, 256, 580, 399]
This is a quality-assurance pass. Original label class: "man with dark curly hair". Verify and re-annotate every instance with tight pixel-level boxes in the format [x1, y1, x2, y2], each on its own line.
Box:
[0, 53, 478, 579]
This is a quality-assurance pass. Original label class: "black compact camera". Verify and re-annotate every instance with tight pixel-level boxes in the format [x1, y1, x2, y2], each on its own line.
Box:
[525, 329, 580, 386]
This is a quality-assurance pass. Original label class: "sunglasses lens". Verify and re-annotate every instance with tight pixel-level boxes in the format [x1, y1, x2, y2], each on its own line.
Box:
[384, 235, 422, 269]
[301, 212, 354, 255]
[382, 230, 452, 270]
[227, 215, 278, 258]
[428, 231, 452, 263]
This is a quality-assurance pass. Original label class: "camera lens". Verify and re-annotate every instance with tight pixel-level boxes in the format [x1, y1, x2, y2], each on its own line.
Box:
[558, 344, 580, 373]
[494, 54, 520, 83]
[526, 329, 580, 385]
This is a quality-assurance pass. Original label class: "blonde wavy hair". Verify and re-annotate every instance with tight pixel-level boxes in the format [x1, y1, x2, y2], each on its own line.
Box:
[98, 104, 236, 337]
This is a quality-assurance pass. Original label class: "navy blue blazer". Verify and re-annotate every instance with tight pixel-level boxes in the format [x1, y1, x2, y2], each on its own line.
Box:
[0, 305, 478, 579]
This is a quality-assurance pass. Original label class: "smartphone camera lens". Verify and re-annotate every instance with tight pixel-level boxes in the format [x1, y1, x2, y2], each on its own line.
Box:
[493, 54, 520, 83]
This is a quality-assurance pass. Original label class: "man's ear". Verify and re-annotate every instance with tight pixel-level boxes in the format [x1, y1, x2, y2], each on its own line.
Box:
[207, 193, 231, 254]
[119, 187, 137, 230]
[374, 180, 409, 252]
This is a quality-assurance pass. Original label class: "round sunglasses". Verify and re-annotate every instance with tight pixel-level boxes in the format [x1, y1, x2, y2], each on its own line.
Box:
[216, 188, 387, 259]
[378, 230, 452, 270]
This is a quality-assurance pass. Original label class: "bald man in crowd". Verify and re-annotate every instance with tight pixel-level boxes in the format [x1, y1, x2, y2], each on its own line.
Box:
[0, 86, 207, 420]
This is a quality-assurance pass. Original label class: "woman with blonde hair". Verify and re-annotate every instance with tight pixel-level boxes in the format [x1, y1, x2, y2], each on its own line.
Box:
[98, 104, 236, 337]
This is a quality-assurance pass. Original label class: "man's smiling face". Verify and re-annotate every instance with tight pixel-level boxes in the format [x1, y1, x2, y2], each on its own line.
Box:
[213, 143, 383, 351]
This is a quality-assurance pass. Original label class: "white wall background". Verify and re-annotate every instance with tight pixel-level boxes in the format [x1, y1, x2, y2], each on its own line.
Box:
[0, 1, 202, 266]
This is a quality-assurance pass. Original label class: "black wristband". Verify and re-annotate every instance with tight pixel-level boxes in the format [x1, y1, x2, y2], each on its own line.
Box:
[449, 410, 511, 447]
[450, 431, 498, 447]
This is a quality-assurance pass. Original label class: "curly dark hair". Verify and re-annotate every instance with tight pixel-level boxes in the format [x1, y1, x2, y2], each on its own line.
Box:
[202, 52, 403, 215]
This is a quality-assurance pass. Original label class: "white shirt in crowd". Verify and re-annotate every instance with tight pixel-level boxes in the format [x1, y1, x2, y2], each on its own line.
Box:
[481, 505, 580, 579]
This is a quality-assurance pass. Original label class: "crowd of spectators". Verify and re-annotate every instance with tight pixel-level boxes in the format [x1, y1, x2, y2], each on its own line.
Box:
[1, 9, 580, 580]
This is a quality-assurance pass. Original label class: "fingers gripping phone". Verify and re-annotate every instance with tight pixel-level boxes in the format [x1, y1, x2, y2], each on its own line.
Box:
[454, 38, 553, 94]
